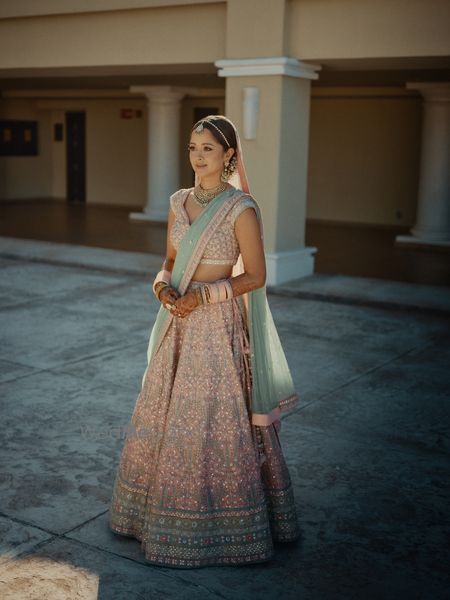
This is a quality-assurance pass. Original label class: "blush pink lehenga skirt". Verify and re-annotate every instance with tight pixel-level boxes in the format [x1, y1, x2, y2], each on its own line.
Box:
[108, 279, 300, 568]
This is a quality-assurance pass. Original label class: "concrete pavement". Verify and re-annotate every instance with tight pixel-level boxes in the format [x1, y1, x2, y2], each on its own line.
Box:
[0, 238, 449, 599]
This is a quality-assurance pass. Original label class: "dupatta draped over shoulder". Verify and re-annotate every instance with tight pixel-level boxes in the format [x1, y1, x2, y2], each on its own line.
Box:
[142, 185, 299, 426]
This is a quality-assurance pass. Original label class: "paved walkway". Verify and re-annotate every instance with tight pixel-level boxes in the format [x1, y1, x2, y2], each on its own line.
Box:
[0, 237, 449, 599]
[1, 235, 450, 316]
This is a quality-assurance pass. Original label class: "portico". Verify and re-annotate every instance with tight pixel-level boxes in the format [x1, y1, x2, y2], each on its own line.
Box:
[1, 0, 449, 286]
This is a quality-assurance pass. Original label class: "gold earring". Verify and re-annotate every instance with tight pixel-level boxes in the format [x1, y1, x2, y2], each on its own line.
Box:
[221, 161, 230, 182]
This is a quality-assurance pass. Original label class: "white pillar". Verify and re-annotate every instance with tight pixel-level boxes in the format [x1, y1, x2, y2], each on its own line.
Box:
[215, 57, 321, 285]
[129, 86, 186, 222]
[397, 82, 450, 247]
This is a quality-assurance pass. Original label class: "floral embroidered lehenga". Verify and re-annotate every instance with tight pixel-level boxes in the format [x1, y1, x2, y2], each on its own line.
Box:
[108, 172, 300, 568]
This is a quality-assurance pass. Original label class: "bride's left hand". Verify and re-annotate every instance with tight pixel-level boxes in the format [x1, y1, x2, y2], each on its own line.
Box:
[171, 291, 199, 318]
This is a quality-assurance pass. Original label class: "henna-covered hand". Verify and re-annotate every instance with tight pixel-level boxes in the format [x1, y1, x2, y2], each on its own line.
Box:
[171, 291, 199, 318]
[159, 285, 181, 307]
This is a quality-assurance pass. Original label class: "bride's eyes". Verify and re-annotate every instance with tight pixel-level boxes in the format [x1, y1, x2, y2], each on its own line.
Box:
[187, 145, 212, 151]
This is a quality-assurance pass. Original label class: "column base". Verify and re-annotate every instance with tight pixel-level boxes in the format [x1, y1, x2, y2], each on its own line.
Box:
[395, 234, 450, 249]
[265, 246, 317, 286]
[129, 210, 167, 223]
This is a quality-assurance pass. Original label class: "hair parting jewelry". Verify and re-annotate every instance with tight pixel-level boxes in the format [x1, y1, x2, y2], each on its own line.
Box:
[194, 119, 230, 148]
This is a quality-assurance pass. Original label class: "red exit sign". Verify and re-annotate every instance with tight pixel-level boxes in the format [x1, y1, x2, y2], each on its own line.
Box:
[120, 109, 143, 119]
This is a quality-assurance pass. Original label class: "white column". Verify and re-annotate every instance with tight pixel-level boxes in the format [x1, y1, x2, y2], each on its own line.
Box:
[397, 82, 450, 247]
[129, 86, 186, 222]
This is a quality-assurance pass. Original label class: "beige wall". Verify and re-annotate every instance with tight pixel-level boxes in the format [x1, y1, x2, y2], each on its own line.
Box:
[307, 87, 422, 226]
[85, 99, 147, 206]
[0, 0, 220, 19]
[0, 99, 52, 199]
[0, 97, 147, 206]
[289, 0, 450, 59]
[0, 4, 226, 70]
[1, 0, 449, 71]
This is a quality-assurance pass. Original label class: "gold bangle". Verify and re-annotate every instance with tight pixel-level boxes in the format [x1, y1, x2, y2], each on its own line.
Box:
[200, 284, 209, 305]
[205, 284, 211, 304]
[195, 287, 203, 306]
[155, 282, 168, 300]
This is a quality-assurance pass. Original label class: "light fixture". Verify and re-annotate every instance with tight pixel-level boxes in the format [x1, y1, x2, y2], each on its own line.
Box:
[242, 87, 259, 140]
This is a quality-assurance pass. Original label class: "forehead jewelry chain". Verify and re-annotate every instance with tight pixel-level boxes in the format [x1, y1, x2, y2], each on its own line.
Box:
[194, 120, 231, 148]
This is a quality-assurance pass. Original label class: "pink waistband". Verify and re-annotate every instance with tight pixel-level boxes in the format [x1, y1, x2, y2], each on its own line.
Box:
[187, 277, 229, 288]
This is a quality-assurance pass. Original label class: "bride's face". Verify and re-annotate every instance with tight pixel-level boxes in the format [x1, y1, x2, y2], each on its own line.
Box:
[188, 128, 234, 180]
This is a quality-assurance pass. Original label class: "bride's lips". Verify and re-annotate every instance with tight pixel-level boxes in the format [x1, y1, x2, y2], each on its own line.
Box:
[196, 164, 207, 168]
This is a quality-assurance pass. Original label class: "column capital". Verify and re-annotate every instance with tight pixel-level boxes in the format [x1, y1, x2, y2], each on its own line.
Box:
[129, 85, 187, 103]
[214, 57, 321, 80]
[406, 82, 450, 102]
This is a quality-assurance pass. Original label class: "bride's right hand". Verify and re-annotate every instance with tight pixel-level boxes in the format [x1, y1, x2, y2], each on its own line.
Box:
[159, 286, 180, 306]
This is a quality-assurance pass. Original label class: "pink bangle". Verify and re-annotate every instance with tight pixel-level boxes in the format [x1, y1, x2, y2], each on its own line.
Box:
[214, 282, 221, 302]
[224, 279, 233, 299]
[201, 279, 233, 304]
[218, 282, 227, 302]
[152, 269, 171, 296]
[210, 282, 219, 303]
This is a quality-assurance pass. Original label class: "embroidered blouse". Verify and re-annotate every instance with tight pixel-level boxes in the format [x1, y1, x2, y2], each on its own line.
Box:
[169, 188, 258, 265]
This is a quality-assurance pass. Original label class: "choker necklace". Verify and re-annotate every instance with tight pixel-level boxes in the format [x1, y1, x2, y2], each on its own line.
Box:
[193, 182, 228, 207]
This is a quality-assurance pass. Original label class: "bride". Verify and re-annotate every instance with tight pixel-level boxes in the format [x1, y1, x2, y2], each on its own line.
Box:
[109, 114, 300, 568]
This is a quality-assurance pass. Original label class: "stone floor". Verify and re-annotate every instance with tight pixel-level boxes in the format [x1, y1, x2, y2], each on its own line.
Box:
[0, 241, 449, 599]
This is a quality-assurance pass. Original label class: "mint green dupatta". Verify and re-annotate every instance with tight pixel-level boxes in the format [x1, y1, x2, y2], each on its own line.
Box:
[234, 200, 299, 425]
[142, 186, 299, 426]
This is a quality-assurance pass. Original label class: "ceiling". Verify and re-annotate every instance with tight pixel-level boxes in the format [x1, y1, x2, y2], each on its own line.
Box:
[0, 56, 448, 93]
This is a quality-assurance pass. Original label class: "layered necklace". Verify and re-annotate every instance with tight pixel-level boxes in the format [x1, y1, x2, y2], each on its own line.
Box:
[193, 181, 228, 207]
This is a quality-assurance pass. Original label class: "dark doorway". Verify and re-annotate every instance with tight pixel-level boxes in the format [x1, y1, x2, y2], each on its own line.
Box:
[66, 111, 86, 203]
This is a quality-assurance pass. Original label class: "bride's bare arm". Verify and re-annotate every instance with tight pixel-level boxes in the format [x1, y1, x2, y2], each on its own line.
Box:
[229, 206, 266, 296]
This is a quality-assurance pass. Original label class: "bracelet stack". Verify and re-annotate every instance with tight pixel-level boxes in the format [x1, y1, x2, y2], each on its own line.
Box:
[155, 281, 168, 300]
[194, 278, 234, 306]
[153, 272, 234, 306]
[152, 269, 172, 300]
